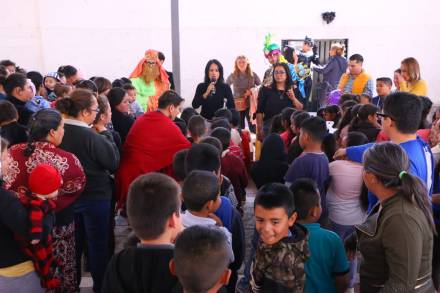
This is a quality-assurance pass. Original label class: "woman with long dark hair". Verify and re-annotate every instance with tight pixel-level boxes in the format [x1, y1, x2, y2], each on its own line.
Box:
[5, 109, 86, 292]
[192, 59, 235, 120]
[352, 142, 435, 292]
[256, 62, 303, 141]
[107, 87, 135, 144]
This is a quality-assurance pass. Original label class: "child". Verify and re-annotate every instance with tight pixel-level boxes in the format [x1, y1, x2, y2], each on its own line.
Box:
[373, 77, 392, 110]
[17, 164, 62, 289]
[187, 115, 207, 144]
[323, 105, 341, 128]
[230, 109, 252, 169]
[284, 116, 330, 219]
[280, 107, 296, 150]
[291, 178, 349, 293]
[123, 83, 144, 117]
[181, 170, 239, 292]
[349, 104, 380, 142]
[172, 149, 189, 187]
[171, 225, 231, 293]
[359, 94, 372, 105]
[43, 72, 61, 100]
[102, 173, 182, 292]
[210, 127, 248, 207]
[251, 183, 309, 292]
[287, 111, 310, 164]
[0, 100, 28, 145]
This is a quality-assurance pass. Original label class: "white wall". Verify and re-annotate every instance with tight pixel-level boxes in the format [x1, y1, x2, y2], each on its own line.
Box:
[2, 0, 440, 105]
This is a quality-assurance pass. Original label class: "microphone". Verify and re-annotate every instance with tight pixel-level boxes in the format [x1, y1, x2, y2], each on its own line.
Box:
[210, 77, 217, 95]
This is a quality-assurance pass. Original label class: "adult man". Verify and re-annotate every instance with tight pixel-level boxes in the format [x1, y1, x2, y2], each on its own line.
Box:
[129, 49, 170, 112]
[115, 90, 191, 210]
[338, 54, 373, 96]
[4, 73, 35, 125]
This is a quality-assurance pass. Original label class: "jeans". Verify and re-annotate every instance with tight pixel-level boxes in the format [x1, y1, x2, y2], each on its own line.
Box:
[330, 221, 357, 288]
[75, 199, 110, 293]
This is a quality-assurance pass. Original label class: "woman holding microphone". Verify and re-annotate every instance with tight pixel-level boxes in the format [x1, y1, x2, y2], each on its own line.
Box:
[192, 59, 235, 120]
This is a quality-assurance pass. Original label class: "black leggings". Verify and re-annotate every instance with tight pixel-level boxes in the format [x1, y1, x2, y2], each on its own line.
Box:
[239, 108, 255, 133]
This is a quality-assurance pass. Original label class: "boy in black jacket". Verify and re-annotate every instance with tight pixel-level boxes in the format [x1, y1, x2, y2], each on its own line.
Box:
[102, 173, 183, 293]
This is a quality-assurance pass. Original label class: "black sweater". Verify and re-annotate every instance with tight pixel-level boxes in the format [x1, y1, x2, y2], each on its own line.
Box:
[0, 188, 30, 268]
[102, 245, 181, 293]
[111, 109, 135, 145]
[6, 95, 35, 126]
[59, 123, 120, 201]
[192, 82, 235, 120]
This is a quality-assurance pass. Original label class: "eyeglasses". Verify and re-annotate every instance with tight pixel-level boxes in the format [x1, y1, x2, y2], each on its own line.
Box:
[376, 112, 395, 121]
[90, 107, 100, 113]
[274, 70, 286, 75]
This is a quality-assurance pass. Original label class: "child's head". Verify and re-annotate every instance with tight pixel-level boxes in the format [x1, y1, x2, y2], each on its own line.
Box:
[419, 96, 433, 129]
[182, 170, 221, 213]
[200, 136, 223, 153]
[381, 92, 423, 136]
[324, 105, 341, 125]
[43, 72, 60, 91]
[53, 83, 72, 98]
[93, 77, 112, 96]
[393, 69, 401, 88]
[173, 149, 189, 183]
[281, 107, 296, 133]
[122, 83, 137, 103]
[341, 100, 357, 116]
[230, 109, 240, 129]
[342, 131, 369, 148]
[353, 104, 379, 125]
[254, 183, 297, 245]
[210, 118, 231, 131]
[338, 93, 359, 106]
[213, 108, 232, 124]
[172, 225, 231, 293]
[127, 172, 182, 242]
[0, 100, 18, 126]
[291, 111, 310, 135]
[210, 127, 231, 151]
[185, 143, 221, 175]
[299, 116, 327, 149]
[289, 178, 321, 222]
[359, 94, 372, 105]
[188, 115, 207, 140]
[269, 113, 284, 134]
[180, 107, 199, 125]
[376, 77, 392, 97]
[29, 164, 62, 199]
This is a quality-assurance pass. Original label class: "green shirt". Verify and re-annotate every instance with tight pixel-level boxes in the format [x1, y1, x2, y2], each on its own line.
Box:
[130, 77, 156, 111]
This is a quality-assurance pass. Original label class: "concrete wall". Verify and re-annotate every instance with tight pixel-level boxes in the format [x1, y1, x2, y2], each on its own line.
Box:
[2, 0, 440, 105]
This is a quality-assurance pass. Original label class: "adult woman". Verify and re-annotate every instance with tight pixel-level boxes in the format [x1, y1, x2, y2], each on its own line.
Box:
[107, 87, 135, 144]
[192, 59, 235, 120]
[256, 63, 303, 141]
[313, 43, 348, 105]
[353, 142, 434, 292]
[396, 57, 428, 96]
[5, 109, 86, 292]
[0, 137, 44, 292]
[56, 89, 120, 292]
[226, 56, 261, 130]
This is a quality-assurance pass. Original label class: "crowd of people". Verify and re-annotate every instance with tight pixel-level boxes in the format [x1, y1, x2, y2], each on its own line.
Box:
[0, 34, 438, 293]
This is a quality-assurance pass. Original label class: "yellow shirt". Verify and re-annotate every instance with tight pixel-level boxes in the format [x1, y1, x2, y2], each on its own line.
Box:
[400, 80, 428, 96]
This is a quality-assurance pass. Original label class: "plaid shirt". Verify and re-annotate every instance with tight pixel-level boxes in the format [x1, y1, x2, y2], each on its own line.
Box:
[16, 191, 60, 289]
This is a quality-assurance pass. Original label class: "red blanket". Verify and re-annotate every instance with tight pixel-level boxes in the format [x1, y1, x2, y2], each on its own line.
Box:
[115, 111, 190, 209]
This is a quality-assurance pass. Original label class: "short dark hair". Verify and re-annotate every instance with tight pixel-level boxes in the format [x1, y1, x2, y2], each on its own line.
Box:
[339, 94, 359, 105]
[0, 60, 16, 68]
[346, 131, 369, 147]
[230, 109, 240, 128]
[210, 118, 231, 131]
[254, 183, 295, 217]
[291, 111, 311, 129]
[174, 225, 230, 293]
[58, 65, 78, 78]
[300, 116, 327, 141]
[213, 108, 232, 123]
[107, 87, 126, 108]
[376, 77, 392, 87]
[199, 136, 222, 153]
[75, 79, 98, 94]
[94, 77, 112, 95]
[180, 107, 199, 125]
[269, 113, 284, 134]
[122, 83, 136, 91]
[158, 90, 184, 109]
[349, 54, 364, 63]
[0, 100, 18, 124]
[182, 170, 219, 211]
[26, 71, 43, 90]
[127, 173, 180, 240]
[383, 92, 423, 134]
[185, 143, 221, 174]
[158, 52, 165, 62]
[210, 127, 231, 151]
[289, 178, 320, 220]
[4, 73, 27, 95]
[173, 149, 188, 182]
[188, 115, 207, 138]
[281, 107, 296, 127]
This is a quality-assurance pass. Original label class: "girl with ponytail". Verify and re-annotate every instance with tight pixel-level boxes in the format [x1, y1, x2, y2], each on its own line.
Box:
[354, 142, 435, 292]
[348, 104, 380, 142]
[5, 109, 86, 292]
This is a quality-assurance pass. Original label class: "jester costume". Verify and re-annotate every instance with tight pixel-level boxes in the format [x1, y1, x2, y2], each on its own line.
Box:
[129, 50, 170, 112]
[262, 34, 307, 104]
